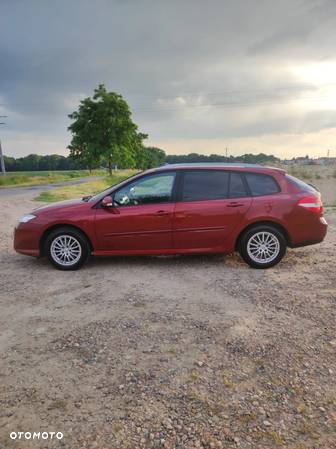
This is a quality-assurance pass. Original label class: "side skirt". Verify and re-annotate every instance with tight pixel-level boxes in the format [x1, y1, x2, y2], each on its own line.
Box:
[92, 247, 230, 257]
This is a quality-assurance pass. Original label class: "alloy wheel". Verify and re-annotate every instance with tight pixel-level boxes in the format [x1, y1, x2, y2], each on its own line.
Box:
[50, 235, 82, 267]
[247, 231, 280, 264]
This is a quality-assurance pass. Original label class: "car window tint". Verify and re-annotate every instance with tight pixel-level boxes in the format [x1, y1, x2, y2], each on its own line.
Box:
[286, 174, 318, 193]
[114, 172, 176, 206]
[182, 170, 229, 201]
[229, 172, 248, 198]
[245, 173, 280, 196]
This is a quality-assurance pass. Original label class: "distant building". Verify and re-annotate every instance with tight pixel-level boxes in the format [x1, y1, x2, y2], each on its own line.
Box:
[283, 159, 295, 165]
[292, 156, 313, 165]
[315, 157, 336, 165]
[283, 156, 336, 165]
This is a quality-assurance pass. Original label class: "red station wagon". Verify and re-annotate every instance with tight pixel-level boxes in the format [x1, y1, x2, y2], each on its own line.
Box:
[14, 163, 328, 270]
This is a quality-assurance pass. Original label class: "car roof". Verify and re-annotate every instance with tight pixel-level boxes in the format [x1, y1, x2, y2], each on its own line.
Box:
[146, 162, 285, 174]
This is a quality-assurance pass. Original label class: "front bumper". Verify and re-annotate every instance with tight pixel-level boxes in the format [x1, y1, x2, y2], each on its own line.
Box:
[14, 224, 41, 257]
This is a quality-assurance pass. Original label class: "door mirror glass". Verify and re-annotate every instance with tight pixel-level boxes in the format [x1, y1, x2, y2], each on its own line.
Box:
[102, 195, 113, 207]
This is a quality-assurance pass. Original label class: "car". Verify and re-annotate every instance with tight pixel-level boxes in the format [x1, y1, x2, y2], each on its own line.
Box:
[14, 163, 328, 270]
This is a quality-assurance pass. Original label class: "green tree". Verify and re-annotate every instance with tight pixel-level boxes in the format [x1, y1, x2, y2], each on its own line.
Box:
[69, 139, 100, 173]
[3, 156, 16, 171]
[68, 84, 145, 174]
[139, 146, 166, 169]
[20, 154, 41, 171]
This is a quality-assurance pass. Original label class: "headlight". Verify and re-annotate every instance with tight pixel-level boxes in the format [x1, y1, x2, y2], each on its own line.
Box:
[19, 214, 37, 223]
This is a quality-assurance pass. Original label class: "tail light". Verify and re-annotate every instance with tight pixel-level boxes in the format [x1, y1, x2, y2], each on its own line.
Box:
[297, 195, 324, 215]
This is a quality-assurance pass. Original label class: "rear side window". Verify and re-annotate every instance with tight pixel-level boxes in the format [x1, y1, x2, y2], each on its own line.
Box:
[245, 173, 280, 196]
[229, 172, 248, 198]
[286, 174, 318, 194]
[182, 170, 229, 201]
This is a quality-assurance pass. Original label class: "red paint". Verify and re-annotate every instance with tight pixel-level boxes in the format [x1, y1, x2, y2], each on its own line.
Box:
[14, 164, 328, 259]
[94, 203, 175, 251]
[173, 197, 252, 251]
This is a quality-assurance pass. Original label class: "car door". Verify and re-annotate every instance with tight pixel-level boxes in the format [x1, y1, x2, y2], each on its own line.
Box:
[94, 171, 177, 252]
[173, 170, 252, 251]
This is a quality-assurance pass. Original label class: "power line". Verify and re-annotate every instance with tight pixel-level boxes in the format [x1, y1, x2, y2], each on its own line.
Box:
[0, 85, 335, 118]
[1, 81, 336, 108]
[132, 93, 336, 113]
[119, 82, 336, 101]
[0, 92, 334, 114]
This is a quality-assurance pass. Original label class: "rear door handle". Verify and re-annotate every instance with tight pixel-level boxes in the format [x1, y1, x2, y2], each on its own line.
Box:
[156, 210, 169, 216]
[227, 202, 244, 208]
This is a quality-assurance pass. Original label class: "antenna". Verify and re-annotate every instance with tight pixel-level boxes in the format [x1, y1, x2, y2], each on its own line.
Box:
[0, 116, 7, 174]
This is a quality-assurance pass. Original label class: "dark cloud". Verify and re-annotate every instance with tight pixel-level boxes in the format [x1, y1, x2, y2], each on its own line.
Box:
[1, 0, 336, 157]
[247, 0, 336, 56]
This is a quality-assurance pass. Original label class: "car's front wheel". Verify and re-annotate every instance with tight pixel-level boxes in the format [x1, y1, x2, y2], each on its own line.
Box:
[45, 227, 90, 270]
[239, 225, 286, 269]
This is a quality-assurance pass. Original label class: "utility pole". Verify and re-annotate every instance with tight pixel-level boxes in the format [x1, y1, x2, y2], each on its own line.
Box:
[0, 140, 5, 174]
[0, 117, 7, 174]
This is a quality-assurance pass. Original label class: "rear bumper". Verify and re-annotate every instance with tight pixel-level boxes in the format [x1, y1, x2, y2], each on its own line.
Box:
[14, 225, 41, 257]
[288, 216, 328, 248]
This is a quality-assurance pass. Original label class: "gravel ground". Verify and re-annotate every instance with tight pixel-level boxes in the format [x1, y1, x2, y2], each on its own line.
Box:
[0, 192, 335, 449]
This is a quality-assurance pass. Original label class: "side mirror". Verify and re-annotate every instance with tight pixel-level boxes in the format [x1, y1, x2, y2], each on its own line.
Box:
[102, 195, 113, 208]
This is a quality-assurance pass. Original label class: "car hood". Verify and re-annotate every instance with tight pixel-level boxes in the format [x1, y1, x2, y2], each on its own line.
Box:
[34, 198, 86, 214]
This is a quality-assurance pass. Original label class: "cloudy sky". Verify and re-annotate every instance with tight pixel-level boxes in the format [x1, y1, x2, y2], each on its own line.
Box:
[1, 0, 336, 158]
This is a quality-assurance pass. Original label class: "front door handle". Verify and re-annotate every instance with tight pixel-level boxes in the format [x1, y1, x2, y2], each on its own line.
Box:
[227, 202, 244, 208]
[156, 210, 169, 216]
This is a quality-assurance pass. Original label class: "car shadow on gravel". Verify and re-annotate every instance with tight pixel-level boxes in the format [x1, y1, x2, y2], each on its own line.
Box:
[8, 247, 311, 272]
[23, 251, 249, 271]
[92, 253, 229, 265]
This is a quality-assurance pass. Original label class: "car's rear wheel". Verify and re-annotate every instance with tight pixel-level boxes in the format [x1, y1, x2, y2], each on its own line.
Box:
[45, 227, 90, 270]
[239, 225, 286, 268]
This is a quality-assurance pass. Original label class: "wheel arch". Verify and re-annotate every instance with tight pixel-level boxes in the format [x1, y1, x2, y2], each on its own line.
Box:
[39, 224, 93, 256]
[235, 220, 291, 251]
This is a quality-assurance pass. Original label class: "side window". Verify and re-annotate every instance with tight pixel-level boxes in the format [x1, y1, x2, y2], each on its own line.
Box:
[245, 173, 280, 196]
[182, 170, 229, 201]
[229, 172, 248, 198]
[286, 175, 318, 194]
[114, 172, 176, 206]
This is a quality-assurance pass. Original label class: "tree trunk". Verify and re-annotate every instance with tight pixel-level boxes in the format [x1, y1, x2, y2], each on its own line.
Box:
[108, 156, 112, 175]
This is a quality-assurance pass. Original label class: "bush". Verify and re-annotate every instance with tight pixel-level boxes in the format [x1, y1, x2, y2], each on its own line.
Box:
[0, 175, 30, 186]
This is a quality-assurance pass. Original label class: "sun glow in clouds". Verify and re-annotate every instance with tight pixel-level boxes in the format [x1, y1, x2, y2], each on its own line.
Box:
[292, 62, 336, 110]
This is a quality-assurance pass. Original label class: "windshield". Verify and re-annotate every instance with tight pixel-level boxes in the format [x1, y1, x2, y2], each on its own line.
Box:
[88, 171, 143, 203]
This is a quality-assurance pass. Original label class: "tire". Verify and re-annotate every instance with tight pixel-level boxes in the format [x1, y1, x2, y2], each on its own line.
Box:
[238, 225, 287, 269]
[44, 227, 90, 270]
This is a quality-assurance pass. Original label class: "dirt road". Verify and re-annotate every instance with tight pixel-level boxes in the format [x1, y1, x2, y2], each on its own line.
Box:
[0, 191, 335, 449]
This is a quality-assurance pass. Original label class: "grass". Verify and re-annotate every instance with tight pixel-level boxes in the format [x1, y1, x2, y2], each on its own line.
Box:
[47, 398, 67, 410]
[287, 167, 313, 180]
[265, 430, 286, 446]
[35, 170, 137, 202]
[189, 371, 201, 382]
[222, 373, 237, 390]
[0, 169, 106, 188]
